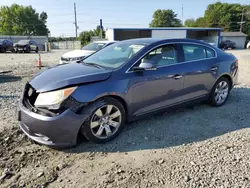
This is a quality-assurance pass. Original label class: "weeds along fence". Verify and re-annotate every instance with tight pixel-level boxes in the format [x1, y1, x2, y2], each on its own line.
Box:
[49, 41, 81, 50]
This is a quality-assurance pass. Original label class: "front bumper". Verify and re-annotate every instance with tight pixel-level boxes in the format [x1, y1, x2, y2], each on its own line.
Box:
[15, 47, 27, 51]
[18, 101, 89, 147]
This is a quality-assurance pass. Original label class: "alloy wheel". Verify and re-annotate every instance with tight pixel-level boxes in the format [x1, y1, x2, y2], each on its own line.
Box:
[214, 80, 229, 105]
[90, 105, 122, 139]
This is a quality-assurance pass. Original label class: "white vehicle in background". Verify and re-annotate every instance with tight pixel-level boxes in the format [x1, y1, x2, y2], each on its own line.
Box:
[247, 41, 250, 49]
[59, 40, 116, 64]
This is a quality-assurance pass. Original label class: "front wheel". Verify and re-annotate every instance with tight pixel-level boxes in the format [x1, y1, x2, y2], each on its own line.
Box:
[26, 47, 30, 53]
[0, 48, 6, 53]
[81, 98, 125, 143]
[35, 47, 38, 53]
[209, 77, 230, 107]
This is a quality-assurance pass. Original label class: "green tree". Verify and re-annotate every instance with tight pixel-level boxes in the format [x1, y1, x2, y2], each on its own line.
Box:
[185, 2, 250, 36]
[195, 17, 207, 27]
[93, 26, 105, 38]
[149, 9, 182, 27]
[78, 31, 93, 45]
[184, 18, 197, 27]
[78, 26, 106, 45]
[0, 4, 49, 36]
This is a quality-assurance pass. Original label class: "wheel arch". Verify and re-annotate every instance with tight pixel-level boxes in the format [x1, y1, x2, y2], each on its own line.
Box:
[217, 74, 233, 90]
[97, 95, 129, 121]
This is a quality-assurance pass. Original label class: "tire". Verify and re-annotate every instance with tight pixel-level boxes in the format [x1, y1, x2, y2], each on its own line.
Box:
[26, 47, 30, 53]
[209, 77, 231, 107]
[0, 48, 6, 53]
[35, 47, 38, 53]
[81, 97, 125, 143]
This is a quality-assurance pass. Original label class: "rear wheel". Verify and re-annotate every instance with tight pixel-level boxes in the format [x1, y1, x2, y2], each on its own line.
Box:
[209, 77, 230, 107]
[81, 98, 125, 143]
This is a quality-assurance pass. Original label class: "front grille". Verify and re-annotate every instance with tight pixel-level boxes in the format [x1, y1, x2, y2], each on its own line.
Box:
[23, 83, 38, 108]
[61, 57, 70, 61]
[22, 83, 85, 116]
[22, 83, 66, 117]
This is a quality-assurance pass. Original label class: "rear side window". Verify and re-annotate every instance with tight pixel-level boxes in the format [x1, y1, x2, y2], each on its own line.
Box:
[182, 44, 216, 61]
[182, 44, 206, 61]
[206, 47, 215, 58]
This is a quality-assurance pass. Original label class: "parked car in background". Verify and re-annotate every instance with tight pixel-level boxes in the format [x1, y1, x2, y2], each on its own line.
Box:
[18, 38, 238, 147]
[219, 40, 236, 49]
[247, 41, 250, 49]
[14, 40, 39, 53]
[0, 39, 15, 53]
[59, 40, 116, 64]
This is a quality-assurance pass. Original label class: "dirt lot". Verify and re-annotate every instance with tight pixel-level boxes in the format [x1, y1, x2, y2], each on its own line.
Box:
[0, 49, 250, 188]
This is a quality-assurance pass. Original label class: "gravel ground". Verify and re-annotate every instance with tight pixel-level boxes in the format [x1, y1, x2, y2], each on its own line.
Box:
[0, 49, 250, 188]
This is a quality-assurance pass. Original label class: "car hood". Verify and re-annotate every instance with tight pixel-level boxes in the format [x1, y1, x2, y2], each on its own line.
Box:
[29, 63, 112, 92]
[62, 50, 95, 58]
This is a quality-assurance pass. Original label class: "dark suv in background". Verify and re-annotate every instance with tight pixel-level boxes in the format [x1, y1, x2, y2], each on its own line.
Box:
[14, 40, 39, 53]
[0, 39, 15, 53]
[219, 40, 236, 50]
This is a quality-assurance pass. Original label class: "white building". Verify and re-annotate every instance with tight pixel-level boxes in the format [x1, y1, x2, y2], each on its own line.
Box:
[106, 27, 222, 47]
[221, 32, 247, 49]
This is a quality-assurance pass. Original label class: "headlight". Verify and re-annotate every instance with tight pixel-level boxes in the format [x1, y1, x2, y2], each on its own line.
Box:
[34, 87, 77, 107]
[71, 56, 85, 61]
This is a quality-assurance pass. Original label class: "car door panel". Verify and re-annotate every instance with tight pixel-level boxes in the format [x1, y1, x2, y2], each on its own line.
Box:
[131, 64, 184, 116]
[180, 44, 218, 101]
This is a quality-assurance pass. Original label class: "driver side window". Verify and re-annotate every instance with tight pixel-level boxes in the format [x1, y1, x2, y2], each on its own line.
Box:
[140, 44, 178, 67]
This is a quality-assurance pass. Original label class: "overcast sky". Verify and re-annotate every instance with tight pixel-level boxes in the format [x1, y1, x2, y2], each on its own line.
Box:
[0, 0, 248, 37]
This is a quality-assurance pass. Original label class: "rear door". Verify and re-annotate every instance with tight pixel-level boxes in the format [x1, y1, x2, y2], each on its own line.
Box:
[179, 43, 218, 101]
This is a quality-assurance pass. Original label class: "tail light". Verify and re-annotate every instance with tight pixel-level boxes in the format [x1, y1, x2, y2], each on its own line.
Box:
[235, 59, 238, 66]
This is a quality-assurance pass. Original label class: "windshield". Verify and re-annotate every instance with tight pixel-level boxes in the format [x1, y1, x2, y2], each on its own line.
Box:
[81, 42, 106, 51]
[18, 40, 30, 44]
[83, 41, 146, 69]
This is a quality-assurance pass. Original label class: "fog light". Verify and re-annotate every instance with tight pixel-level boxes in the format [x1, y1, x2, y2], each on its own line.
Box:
[34, 133, 51, 141]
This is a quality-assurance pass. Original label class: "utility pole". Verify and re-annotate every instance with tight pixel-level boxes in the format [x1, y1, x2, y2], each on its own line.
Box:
[182, 5, 184, 26]
[74, 2, 78, 38]
[239, 8, 245, 32]
[100, 19, 103, 39]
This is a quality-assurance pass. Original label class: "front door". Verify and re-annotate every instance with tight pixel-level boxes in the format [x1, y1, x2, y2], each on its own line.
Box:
[130, 44, 185, 116]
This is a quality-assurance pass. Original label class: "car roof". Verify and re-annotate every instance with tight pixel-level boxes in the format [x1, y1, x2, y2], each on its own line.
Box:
[93, 40, 117, 44]
[119, 38, 214, 46]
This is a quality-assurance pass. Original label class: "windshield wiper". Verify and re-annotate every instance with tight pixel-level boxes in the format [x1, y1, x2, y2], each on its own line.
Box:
[83, 62, 106, 69]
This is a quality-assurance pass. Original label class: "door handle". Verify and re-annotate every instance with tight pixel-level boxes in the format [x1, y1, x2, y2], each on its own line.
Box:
[172, 74, 183, 80]
[211, 67, 218, 71]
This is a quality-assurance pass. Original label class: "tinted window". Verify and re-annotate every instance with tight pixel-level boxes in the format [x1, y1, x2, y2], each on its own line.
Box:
[206, 47, 215, 58]
[81, 42, 106, 51]
[141, 44, 178, 67]
[18, 40, 30, 44]
[182, 44, 206, 61]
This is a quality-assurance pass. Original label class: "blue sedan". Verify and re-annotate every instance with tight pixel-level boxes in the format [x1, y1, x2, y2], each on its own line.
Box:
[18, 38, 239, 147]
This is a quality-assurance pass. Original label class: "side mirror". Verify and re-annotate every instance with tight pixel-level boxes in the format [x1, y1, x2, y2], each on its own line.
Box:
[132, 60, 157, 71]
